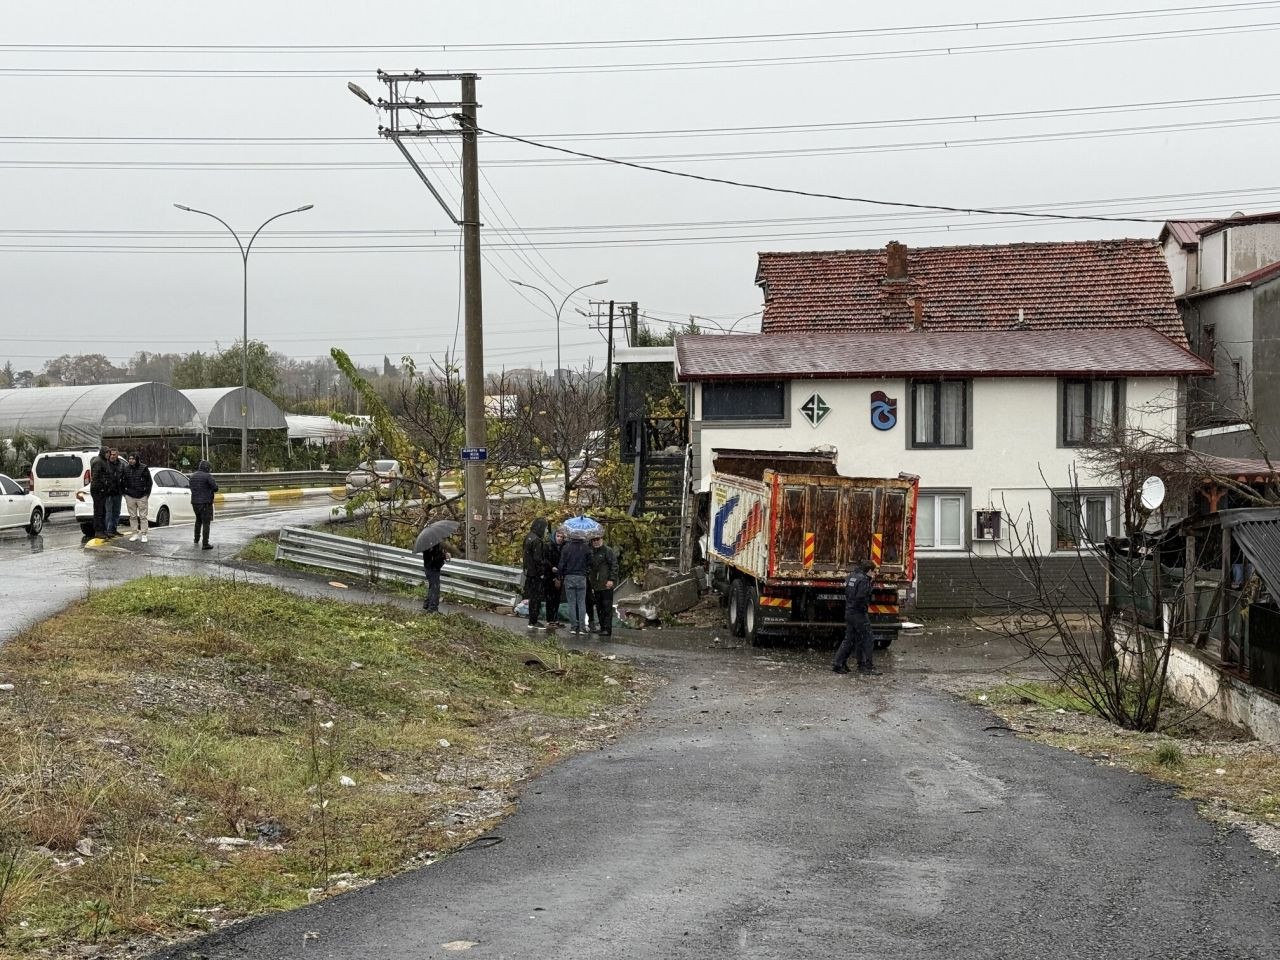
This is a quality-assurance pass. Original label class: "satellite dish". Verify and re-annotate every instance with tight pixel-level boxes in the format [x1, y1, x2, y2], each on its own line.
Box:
[1140, 476, 1166, 511]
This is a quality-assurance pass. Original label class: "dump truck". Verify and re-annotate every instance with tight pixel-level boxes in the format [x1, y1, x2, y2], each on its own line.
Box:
[703, 449, 919, 647]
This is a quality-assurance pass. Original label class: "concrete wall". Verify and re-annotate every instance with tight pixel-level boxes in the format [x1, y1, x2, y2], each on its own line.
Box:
[1163, 642, 1280, 744]
[691, 376, 1181, 558]
[1201, 229, 1228, 289]
[1162, 233, 1192, 297]
[1227, 223, 1280, 281]
[1250, 280, 1280, 460]
[1185, 288, 1254, 421]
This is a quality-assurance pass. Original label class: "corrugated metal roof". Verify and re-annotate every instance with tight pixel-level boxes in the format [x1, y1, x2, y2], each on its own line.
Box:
[1219, 508, 1280, 595]
[1161, 220, 1214, 249]
[675, 328, 1212, 381]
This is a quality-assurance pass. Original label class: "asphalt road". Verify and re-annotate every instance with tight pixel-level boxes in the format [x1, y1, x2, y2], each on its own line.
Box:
[146, 602, 1280, 959]
[0, 500, 344, 643]
[4, 512, 1277, 959]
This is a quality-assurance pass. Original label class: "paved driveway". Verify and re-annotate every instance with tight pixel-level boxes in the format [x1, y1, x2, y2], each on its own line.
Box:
[148, 616, 1280, 960]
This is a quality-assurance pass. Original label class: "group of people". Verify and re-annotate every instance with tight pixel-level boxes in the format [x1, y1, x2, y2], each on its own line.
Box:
[522, 518, 619, 637]
[87, 448, 219, 548]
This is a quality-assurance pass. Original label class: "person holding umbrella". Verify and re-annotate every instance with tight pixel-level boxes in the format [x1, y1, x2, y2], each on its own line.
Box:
[414, 519, 459, 614]
[556, 515, 602, 636]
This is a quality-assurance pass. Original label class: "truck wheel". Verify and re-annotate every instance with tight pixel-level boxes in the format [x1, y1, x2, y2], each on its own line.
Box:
[742, 582, 763, 646]
[874, 629, 898, 651]
[728, 579, 746, 638]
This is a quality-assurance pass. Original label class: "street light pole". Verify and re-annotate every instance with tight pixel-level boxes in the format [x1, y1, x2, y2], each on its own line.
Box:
[174, 202, 314, 471]
[510, 278, 608, 380]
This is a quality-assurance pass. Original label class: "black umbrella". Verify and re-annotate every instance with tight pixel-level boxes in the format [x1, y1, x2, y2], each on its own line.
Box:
[413, 519, 460, 553]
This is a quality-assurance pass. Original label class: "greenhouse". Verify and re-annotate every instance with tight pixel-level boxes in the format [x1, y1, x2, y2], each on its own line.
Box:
[0, 383, 201, 448]
[181, 387, 287, 433]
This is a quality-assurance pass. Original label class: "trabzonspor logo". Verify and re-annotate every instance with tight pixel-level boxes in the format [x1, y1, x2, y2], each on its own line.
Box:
[870, 391, 897, 431]
[713, 495, 765, 556]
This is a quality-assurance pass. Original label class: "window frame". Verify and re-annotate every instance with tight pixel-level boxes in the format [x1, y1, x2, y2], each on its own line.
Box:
[907, 378, 971, 449]
[1050, 489, 1115, 553]
[914, 489, 970, 551]
[1059, 378, 1122, 448]
[698, 379, 790, 426]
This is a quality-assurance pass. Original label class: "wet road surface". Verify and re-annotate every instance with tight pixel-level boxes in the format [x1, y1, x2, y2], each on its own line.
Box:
[3, 514, 1276, 959]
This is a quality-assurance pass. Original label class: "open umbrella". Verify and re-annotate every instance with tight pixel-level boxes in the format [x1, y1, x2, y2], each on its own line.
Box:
[559, 515, 604, 541]
[413, 519, 460, 553]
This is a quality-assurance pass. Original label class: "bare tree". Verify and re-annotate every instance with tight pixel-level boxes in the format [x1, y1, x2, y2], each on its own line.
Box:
[511, 366, 613, 497]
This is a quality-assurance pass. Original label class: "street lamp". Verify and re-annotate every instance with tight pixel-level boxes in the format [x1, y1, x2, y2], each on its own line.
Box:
[509, 278, 608, 380]
[174, 202, 314, 471]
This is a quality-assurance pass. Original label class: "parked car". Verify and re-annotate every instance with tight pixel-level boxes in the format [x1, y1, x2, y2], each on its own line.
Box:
[29, 449, 96, 513]
[75, 467, 194, 537]
[345, 459, 402, 498]
[0, 473, 44, 535]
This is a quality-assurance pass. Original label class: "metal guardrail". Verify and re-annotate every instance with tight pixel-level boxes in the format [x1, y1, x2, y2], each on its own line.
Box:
[213, 470, 345, 492]
[275, 526, 522, 607]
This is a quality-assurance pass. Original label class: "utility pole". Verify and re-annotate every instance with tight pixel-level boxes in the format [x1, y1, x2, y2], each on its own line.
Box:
[630, 301, 640, 346]
[352, 71, 489, 560]
[605, 300, 615, 395]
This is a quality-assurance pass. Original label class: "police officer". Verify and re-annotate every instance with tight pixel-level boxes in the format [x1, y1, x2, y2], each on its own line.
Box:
[833, 560, 881, 675]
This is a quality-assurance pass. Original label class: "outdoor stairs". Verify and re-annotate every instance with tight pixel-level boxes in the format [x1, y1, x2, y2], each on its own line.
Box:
[634, 452, 685, 561]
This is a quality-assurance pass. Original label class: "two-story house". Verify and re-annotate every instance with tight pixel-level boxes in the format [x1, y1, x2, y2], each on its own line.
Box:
[1161, 212, 1280, 461]
[675, 239, 1211, 612]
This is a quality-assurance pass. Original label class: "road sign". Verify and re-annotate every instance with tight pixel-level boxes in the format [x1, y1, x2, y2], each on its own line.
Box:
[461, 447, 488, 462]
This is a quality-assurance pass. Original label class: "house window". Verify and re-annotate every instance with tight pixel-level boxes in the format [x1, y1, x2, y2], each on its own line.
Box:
[1053, 492, 1113, 551]
[701, 380, 786, 421]
[915, 492, 965, 549]
[910, 379, 968, 448]
[1062, 379, 1118, 446]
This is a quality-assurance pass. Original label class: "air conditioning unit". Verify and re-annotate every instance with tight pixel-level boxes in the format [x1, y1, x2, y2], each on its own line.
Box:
[974, 509, 1003, 541]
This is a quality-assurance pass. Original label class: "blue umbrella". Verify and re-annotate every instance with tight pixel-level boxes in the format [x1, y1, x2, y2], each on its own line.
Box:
[559, 515, 603, 541]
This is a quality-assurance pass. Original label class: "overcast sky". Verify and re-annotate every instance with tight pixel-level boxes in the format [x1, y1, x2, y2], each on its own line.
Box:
[3, 0, 1279, 376]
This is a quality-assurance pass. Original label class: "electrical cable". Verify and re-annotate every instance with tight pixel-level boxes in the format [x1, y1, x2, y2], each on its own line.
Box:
[474, 125, 1168, 223]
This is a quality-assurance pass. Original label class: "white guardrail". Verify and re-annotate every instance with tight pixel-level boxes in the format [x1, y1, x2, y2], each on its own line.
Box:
[275, 526, 523, 607]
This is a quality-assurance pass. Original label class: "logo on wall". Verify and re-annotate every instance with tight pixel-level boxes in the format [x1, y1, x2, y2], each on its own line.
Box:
[870, 391, 898, 431]
[800, 392, 831, 427]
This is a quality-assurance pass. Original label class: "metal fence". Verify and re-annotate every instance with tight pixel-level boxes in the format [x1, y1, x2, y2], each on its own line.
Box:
[274, 526, 522, 607]
[213, 470, 345, 492]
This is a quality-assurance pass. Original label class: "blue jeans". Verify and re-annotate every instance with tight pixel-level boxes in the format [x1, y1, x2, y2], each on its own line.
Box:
[106, 494, 123, 535]
[563, 575, 588, 632]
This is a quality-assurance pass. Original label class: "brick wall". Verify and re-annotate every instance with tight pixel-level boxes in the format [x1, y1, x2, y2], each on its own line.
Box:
[916, 555, 1106, 614]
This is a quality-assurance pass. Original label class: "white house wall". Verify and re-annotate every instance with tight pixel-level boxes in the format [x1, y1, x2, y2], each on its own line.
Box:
[691, 376, 1182, 557]
[1227, 223, 1280, 281]
[1162, 234, 1191, 297]
[1200, 230, 1228, 289]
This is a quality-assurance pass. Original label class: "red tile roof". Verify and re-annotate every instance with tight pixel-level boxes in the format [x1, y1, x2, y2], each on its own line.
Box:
[675, 328, 1211, 381]
[756, 239, 1186, 346]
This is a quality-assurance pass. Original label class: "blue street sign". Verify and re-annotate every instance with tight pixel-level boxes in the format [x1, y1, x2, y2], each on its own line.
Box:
[461, 447, 488, 462]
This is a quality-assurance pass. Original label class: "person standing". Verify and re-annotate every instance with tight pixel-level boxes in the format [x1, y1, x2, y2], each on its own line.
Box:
[558, 534, 593, 636]
[188, 460, 219, 550]
[88, 446, 111, 540]
[588, 535, 619, 638]
[122, 452, 153, 543]
[522, 518, 549, 630]
[543, 528, 565, 626]
[833, 560, 880, 675]
[421, 542, 449, 613]
[104, 448, 125, 537]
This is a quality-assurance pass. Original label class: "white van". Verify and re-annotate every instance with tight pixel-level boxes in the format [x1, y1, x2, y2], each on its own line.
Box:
[30, 449, 97, 513]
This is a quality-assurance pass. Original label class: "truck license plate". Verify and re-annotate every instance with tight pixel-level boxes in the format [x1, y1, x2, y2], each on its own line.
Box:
[817, 593, 843, 601]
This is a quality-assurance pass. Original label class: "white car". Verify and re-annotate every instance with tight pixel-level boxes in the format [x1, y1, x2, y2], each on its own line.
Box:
[0, 473, 44, 535]
[75, 467, 195, 537]
[29, 449, 96, 514]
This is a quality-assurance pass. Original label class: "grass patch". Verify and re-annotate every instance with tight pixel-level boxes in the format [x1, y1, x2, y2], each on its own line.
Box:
[0, 575, 647, 956]
[236, 535, 278, 565]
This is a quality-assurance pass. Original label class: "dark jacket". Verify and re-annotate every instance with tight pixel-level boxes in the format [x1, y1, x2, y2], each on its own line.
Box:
[188, 460, 219, 505]
[89, 450, 111, 496]
[423, 543, 448, 572]
[544, 536, 563, 582]
[844, 569, 873, 625]
[589, 544, 619, 591]
[558, 538, 593, 579]
[122, 461, 153, 499]
[522, 518, 548, 577]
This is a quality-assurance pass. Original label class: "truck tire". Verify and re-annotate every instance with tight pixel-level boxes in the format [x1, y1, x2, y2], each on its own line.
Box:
[728, 579, 746, 638]
[742, 582, 763, 646]
[874, 628, 898, 651]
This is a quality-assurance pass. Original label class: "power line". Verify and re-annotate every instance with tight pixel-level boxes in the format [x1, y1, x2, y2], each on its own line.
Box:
[3, 2, 1275, 52]
[8, 90, 1280, 146]
[474, 126, 1173, 223]
[4, 19, 1280, 77]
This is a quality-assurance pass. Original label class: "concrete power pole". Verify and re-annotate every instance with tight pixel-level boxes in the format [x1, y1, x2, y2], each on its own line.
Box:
[360, 71, 489, 560]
